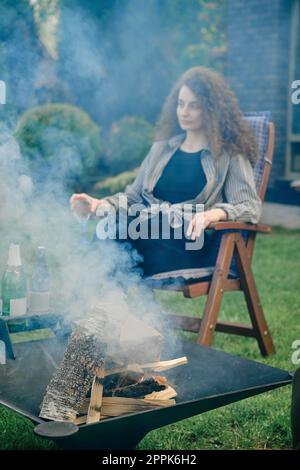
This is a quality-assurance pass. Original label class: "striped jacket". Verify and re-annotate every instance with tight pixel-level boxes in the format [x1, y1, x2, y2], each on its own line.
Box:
[103, 133, 262, 224]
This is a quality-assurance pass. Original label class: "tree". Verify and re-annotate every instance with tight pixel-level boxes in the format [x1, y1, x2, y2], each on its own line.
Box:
[0, 0, 42, 116]
[57, 0, 227, 127]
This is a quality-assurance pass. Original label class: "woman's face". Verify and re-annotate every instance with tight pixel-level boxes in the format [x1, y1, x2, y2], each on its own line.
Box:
[177, 85, 203, 132]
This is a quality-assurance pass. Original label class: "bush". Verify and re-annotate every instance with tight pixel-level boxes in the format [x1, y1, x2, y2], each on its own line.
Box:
[92, 168, 138, 198]
[105, 115, 153, 174]
[15, 103, 104, 190]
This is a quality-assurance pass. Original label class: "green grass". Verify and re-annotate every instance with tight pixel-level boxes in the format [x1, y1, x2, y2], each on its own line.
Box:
[0, 228, 299, 450]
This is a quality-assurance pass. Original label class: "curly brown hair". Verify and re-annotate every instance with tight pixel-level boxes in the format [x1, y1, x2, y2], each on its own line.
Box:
[154, 66, 259, 164]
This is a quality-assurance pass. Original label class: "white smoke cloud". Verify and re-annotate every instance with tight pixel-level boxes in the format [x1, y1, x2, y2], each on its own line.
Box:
[0, 80, 6, 105]
[0, 125, 177, 362]
[0, 1, 183, 363]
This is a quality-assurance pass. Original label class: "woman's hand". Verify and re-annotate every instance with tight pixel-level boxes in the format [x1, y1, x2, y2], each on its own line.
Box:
[186, 208, 227, 240]
[70, 193, 111, 219]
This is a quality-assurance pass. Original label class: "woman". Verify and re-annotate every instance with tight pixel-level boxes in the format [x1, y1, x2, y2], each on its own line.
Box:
[70, 66, 261, 279]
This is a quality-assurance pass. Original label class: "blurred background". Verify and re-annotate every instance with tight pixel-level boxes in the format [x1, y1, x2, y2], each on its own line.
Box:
[0, 0, 299, 203]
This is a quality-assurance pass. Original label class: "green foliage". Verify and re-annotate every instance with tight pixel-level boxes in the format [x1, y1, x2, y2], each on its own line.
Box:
[104, 116, 153, 174]
[57, 1, 228, 125]
[92, 167, 138, 197]
[0, 0, 38, 118]
[182, 0, 227, 72]
[1, 0, 228, 125]
[0, 0, 34, 37]
[158, 0, 227, 74]
[15, 103, 104, 189]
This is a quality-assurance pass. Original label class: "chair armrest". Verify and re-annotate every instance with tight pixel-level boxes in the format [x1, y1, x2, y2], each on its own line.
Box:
[208, 221, 272, 233]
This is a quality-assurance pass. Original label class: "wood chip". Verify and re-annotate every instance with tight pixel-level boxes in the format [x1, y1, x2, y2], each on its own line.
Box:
[104, 356, 188, 376]
[144, 385, 177, 400]
[86, 368, 105, 424]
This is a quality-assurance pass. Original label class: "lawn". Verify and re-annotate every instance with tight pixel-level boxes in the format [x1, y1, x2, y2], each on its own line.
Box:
[0, 227, 299, 450]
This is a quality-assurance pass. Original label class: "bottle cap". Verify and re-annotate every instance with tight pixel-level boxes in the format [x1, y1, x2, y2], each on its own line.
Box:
[7, 243, 22, 267]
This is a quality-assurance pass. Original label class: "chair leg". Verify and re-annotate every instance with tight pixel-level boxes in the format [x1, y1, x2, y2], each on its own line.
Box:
[235, 234, 275, 356]
[197, 232, 236, 346]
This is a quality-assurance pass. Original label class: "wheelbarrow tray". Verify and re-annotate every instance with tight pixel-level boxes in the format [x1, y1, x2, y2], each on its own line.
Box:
[0, 335, 292, 449]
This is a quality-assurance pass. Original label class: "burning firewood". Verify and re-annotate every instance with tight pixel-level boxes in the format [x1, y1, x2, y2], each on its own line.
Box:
[104, 375, 167, 398]
[102, 370, 144, 393]
[39, 304, 186, 424]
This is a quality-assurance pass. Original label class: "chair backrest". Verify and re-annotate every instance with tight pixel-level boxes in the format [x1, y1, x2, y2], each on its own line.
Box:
[244, 112, 275, 203]
[229, 113, 275, 269]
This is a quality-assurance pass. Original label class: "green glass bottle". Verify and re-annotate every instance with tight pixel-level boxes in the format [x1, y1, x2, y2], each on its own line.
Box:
[1, 243, 27, 317]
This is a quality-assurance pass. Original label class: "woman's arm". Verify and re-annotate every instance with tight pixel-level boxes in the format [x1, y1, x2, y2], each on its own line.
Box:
[187, 208, 227, 240]
[212, 153, 262, 224]
[186, 154, 261, 240]
[100, 142, 159, 212]
[70, 142, 159, 218]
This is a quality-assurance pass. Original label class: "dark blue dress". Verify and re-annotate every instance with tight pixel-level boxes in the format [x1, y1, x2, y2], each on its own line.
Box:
[152, 148, 207, 203]
[115, 148, 220, 276]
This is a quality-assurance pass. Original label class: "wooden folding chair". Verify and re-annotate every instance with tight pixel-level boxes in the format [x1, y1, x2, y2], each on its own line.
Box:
[145, 116, 276, 357]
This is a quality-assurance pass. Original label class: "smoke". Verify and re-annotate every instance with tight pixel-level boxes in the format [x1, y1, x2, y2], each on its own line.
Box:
[0, 1, 184, 363]
[57, 0, 174, 124]
[0, 124, 34, 230]
[0, 126, 180, 361]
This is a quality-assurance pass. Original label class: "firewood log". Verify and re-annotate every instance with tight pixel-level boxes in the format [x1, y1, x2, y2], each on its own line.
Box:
[39, 326, 106, 422]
